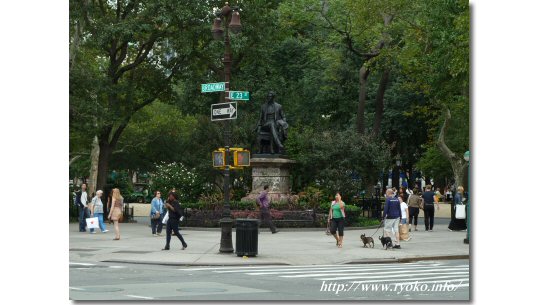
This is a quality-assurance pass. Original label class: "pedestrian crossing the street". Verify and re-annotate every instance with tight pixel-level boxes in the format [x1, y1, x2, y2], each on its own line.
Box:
[179, 261, 469, 287]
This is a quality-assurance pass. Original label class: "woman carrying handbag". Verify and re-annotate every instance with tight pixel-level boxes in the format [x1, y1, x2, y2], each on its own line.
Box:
[448, 186, 467, 231]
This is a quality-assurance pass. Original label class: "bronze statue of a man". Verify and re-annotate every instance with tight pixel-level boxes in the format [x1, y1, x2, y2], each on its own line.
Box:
[256, 91, 288, 154]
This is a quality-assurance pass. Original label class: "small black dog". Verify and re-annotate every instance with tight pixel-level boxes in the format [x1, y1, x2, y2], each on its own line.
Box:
[360, 234, 374, 248]
[379, 236, 393, 250]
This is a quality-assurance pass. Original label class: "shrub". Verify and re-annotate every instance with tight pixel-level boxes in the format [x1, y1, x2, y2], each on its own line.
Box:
[151, 162, 206, 202]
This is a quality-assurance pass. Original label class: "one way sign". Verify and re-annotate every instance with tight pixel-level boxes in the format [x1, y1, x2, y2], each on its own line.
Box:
[211, 102, 237, 121]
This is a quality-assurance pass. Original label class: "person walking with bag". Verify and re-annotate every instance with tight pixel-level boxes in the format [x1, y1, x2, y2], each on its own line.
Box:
[150, 191, 164, 236]
[107, 188, 124, 240]
[328, 192, 346, 248]
[383, 188, 402, 249]
[89, 190, 108, 234]
[407, 188, 422, 231]
[398, 193, 411, 241]
[257, 185, 279, 234]
[448, 186, 467, 231]
[162, 192, 187, 250]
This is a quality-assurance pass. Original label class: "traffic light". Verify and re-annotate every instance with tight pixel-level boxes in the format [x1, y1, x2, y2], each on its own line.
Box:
[212, 149, 226, 168]
[212, 148, 250, 169]
[233, 149, 250, 167]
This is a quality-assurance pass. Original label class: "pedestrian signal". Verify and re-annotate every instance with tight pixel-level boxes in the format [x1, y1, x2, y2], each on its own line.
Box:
[213, 150, 226, 167]
[234, 150, 250, 167]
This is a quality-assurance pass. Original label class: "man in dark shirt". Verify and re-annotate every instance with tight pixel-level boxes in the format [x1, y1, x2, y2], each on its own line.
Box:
[421, 185, 440, 231]
[383, 188, 402, 248]
[257, 185, 278, 234]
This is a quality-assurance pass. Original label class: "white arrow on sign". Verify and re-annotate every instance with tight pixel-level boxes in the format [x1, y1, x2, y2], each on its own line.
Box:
[212, 103, 236, 117]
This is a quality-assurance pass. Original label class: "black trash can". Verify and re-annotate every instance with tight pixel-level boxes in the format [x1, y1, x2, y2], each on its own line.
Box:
[235, 218, 259, 257]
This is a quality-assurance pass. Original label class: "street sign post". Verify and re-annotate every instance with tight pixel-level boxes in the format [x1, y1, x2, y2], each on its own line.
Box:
[228, 91, 250, 101]
[211, 102, 237, 121]
[201, 82, 226, 93]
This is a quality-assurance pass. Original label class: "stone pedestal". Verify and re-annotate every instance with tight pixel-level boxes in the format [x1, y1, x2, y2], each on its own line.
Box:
[242, 156, 297, 202]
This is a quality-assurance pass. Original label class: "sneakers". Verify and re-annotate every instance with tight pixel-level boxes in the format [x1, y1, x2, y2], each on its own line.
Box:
[90, 231, 96, 234]
[157, 233, 162, 236]
[102, 230, 109, 233]
[153, 234, 158, 237]
[272, 230, 280, 234]
[393, 245, 401, 249]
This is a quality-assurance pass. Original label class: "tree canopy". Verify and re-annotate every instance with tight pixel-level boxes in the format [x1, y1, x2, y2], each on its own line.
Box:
[70, 0, 469, 200]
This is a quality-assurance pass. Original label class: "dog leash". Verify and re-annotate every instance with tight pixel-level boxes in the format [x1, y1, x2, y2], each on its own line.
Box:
[368, 219, 384, 238]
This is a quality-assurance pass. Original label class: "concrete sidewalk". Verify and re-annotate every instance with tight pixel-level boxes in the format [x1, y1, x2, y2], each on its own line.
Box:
[69, 222, 469, 266]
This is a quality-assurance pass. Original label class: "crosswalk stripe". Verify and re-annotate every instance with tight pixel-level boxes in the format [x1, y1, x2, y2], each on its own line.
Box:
[70, 262, 95, 266]
[318, 271, 468, 281]
[243, 265, 467, 275]
[278, 267, 468, 278]
[345, 275, 469, 284]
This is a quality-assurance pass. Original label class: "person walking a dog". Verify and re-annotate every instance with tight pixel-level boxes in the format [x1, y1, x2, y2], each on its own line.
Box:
[383, 188, 402, 249]
[257, 185, 279, 234]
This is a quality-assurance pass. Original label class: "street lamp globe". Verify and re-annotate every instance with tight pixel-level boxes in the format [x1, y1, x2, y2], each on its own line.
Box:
[211, 17, 224, 40]
[229, 11, 242, 34]
[463, 150, 470, 162]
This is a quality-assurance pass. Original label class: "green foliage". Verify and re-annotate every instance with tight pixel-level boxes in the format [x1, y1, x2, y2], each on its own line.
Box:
[288, 127, 391, 198]
[70, 0, 469, 209]
[150, 162, 206, 202]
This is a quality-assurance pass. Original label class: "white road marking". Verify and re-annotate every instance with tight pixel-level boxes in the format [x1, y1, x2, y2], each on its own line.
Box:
[69, 287, 85, 291]
[243, 265, 467, 275]
[317, 271, 468, 281]
[280, 267, 468, 278]
[125, 294, 154, 300]
[349, 277, 470, 285]
[70, 262, 95, 266]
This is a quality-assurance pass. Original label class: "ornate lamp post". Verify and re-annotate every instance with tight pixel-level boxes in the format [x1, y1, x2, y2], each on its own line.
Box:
[463, 150, 470, 244]
[211, 2, 242, 253]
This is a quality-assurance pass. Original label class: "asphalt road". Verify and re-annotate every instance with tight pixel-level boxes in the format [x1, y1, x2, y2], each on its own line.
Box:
[70, 259, 469, 301]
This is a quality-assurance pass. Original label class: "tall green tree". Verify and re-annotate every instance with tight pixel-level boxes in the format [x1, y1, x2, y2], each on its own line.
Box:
[70, 0, 208, 191]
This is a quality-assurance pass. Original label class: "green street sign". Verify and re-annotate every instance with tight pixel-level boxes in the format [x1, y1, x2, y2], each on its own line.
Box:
[229, 91, 250, 101]
[201, 82, 226, 93]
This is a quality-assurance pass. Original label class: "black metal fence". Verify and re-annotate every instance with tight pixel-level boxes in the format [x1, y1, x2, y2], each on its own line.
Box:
[357, 197, 384, 219]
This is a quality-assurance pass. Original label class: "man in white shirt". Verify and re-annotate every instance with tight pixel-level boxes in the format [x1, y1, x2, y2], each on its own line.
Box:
[77, 183, 89, 232]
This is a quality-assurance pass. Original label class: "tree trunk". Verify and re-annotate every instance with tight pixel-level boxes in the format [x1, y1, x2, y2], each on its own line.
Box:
[373, 68, 390, 136]
[96, 139, 112, 193]
[437, 108, 468, 192]
[357, 65, 370, 134]
[88, 136, 100, 196]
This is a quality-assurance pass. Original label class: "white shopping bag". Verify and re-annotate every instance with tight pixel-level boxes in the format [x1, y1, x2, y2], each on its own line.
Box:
[162, 212, 169, 224]
[86, 217, 99, 229]
[455, 204, 466, 219]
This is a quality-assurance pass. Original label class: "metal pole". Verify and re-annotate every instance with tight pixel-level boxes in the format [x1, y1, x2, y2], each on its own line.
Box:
[219, 12, 234, 253]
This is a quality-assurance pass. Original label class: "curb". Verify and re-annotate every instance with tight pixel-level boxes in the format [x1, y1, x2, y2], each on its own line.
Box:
[101, 255, 469, 267]
[101, 259, 291, 267]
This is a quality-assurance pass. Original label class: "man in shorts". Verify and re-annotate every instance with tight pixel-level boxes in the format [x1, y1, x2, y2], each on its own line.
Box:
[383, 188, 402, 249]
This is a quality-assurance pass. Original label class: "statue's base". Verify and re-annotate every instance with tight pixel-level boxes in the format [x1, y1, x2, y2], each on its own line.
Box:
[242, 157, 297, 203]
